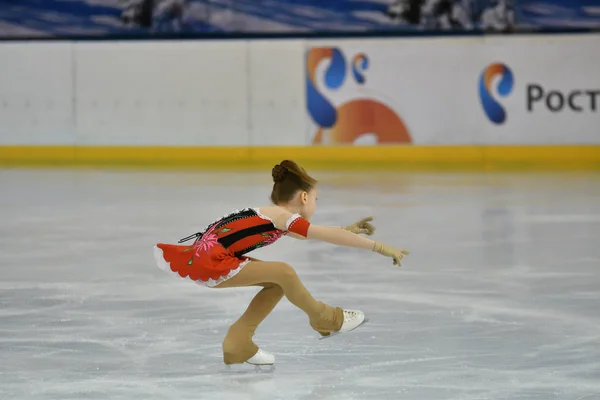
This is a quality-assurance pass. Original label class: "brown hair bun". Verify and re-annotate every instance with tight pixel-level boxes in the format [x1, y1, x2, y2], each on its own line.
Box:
[272, 164, 288, 183]
[270, 160, 318, 204]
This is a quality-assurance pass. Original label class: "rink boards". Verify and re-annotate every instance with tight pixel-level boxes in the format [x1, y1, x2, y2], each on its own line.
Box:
[0, 34, 599, 169]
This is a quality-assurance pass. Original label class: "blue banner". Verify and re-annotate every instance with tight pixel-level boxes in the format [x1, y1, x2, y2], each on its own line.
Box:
[0, 0, 599, 38]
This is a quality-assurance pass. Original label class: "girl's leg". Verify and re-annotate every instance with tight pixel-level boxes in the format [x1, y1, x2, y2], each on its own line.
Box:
[215, 261, 343, 363]
[220, 283, 284, 364]
[217, 260, 343, 331]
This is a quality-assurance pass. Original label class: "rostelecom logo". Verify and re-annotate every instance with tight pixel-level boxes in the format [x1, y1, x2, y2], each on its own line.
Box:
[479, 63, 514, 124]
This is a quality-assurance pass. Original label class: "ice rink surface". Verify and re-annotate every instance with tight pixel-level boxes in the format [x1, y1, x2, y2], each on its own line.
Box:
[1, 168, 599, 400]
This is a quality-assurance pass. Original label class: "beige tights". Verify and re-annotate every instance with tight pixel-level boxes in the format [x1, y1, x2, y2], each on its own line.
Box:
[214, 260, 343, 364]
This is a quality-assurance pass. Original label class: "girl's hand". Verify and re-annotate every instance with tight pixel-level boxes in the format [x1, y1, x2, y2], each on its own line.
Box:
[372, 242, 409, 266]
[344, 217, 376, 236]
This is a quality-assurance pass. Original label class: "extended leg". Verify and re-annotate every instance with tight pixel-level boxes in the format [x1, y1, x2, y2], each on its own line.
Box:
[218, 261, 343, 331]
[220, 283, 283, 364]
[216, 261, 344, 363]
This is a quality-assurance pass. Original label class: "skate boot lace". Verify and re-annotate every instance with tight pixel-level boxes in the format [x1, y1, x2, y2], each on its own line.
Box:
[343, 310, 360, 323]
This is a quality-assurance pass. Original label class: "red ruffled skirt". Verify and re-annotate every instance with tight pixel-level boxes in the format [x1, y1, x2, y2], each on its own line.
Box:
[154, 242, 249, 287]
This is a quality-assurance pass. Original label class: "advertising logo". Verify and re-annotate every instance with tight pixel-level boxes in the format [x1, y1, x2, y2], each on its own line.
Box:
[479, 62, 598, 123]
[526, 84, 600, 113]
[306, 47, 411, 144]
[478, 63, 514, 125]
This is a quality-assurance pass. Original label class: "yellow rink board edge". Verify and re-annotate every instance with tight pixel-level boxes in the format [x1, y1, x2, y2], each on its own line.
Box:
[1, 145, 600, 170]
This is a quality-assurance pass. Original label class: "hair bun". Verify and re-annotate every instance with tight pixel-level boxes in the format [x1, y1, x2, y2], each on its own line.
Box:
[272, 164, 288, 183]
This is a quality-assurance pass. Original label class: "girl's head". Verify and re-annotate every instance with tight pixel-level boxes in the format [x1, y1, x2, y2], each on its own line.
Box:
[270, 160, 318, 220]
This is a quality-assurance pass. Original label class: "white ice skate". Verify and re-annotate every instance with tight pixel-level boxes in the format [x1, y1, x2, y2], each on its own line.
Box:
[227, 349, 275, 373]
[319, 309, 367, 340]
[224, 348, 275, 373]
[246, 348, 275, 366]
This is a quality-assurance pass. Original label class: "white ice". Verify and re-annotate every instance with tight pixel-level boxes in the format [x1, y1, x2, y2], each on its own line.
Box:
[1, 169, 600, 400]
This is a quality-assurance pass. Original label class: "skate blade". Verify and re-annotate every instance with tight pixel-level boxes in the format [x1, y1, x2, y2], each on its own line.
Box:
[222, 363, 276, 374]
[318, 318, 369, 340]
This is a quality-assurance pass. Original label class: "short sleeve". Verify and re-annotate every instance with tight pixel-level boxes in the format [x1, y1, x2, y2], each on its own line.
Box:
[285, 213, 310, 237]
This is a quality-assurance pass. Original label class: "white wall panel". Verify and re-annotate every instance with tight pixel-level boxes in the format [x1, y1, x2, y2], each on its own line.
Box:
[1, 34, 599, 147]
[247, 40, 307, 145]
[74, 40, 250, 146]
[0, 42, 74, 145]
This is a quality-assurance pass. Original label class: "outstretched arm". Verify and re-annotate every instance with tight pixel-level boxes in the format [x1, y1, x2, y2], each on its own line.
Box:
[307, 225, 375, 249]
[307, 225, 409, 266]
[262, 206, 409, 265]
[287, 216, 375, 240]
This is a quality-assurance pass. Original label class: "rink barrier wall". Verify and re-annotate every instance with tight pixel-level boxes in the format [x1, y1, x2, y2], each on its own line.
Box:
[1, 34, 600, 169]
[1, 145, 599, 170]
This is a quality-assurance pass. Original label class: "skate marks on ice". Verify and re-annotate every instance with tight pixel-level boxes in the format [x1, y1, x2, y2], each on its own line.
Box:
[1, 170, 600, 399]
[196, 363, 276, 375]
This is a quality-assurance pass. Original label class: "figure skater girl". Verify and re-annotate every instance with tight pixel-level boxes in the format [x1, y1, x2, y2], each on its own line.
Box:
[153, 160, 409, 366]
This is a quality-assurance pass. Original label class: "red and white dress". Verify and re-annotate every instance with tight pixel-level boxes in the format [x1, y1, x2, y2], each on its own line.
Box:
[153, 208, 310, 287]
